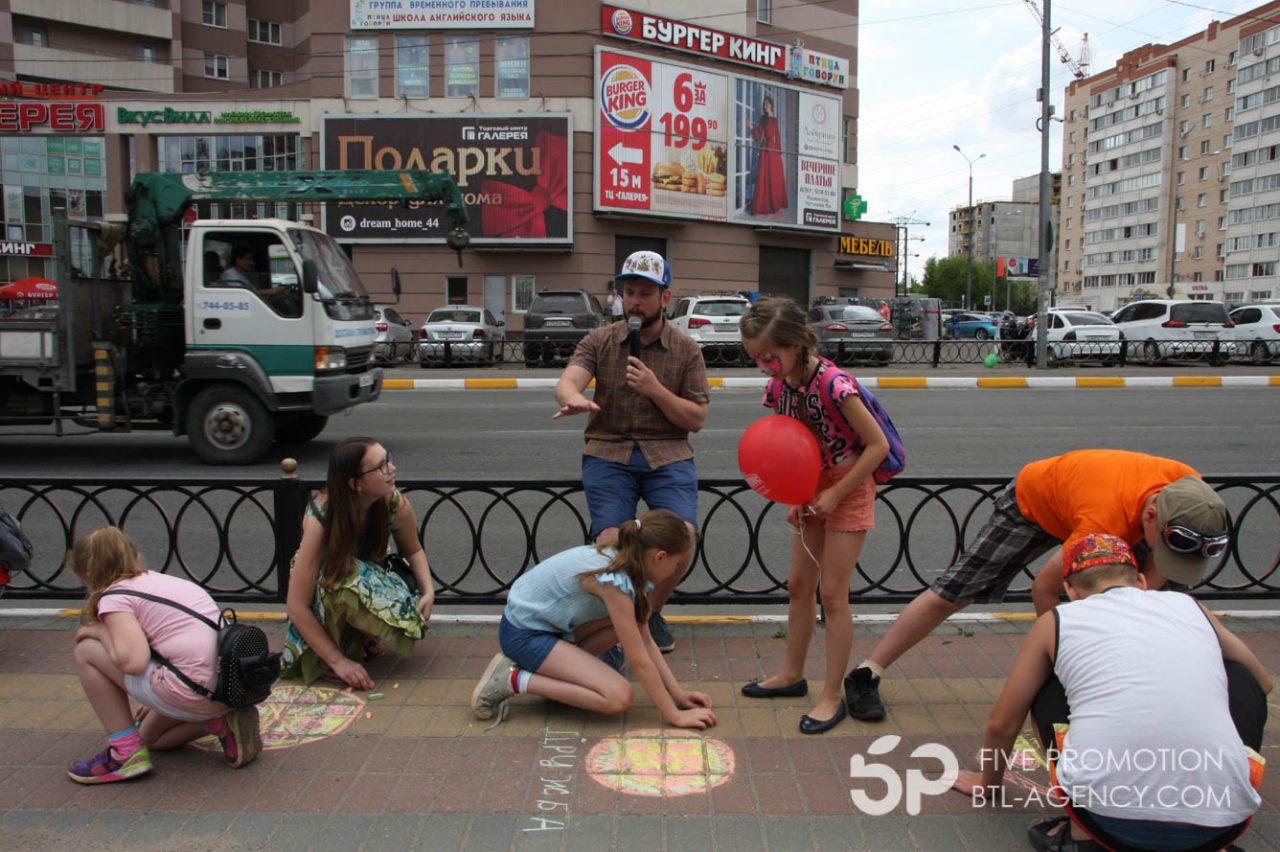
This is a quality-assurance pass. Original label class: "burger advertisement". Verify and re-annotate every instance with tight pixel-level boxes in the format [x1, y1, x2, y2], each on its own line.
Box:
[595, 48, 730, 222]
[595, 46, 840, 232]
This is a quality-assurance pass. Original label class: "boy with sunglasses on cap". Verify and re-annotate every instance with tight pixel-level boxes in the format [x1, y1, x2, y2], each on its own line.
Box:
[953, 533, 1268, 852]
[844, 449, 1230, 721]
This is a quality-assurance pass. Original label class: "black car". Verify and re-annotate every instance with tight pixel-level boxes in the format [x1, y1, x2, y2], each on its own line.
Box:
[523, 290, 606, 365]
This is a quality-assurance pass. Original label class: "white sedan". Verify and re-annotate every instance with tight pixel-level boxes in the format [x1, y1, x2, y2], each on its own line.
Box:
[1045, 309, 1124, 364]
[417, 306, 505, 364]
[1228, 304, 1280, 365]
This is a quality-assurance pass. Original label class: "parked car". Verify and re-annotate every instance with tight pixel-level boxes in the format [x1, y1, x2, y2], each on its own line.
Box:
[418, 305, 504, 364]
[808, 303, 894, 363]
[1227, 303, 1280, 365]
[522, 290, 606, 366]
[1110, 299, 1235, 363]
[947, 311, 999, 340]
[668, 294, 751, 360]
[1043, 309, 1123, 364]
[372, 307, 416, 364]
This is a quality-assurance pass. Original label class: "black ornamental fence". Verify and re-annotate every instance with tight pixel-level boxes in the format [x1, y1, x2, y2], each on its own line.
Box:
[3, 470, 1277, 606]
[384, 338, 1263, 369]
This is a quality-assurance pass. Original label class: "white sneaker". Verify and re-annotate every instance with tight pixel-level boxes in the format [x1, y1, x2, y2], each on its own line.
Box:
[471, 652, 516, 720]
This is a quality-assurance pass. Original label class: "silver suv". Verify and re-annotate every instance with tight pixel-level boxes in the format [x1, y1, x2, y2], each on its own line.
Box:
[523, 290, 606, 366]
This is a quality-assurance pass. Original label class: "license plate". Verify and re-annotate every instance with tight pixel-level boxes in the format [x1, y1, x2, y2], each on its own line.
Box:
[358, 372, 374, 388]
[715, 324, 736, 332]
[440, 331, 463, 339]
[546, 318, 572, 326]
[1193, 331, 1215, 339]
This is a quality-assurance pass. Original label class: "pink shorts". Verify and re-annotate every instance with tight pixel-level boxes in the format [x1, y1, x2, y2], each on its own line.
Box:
[802, 463, 876, 533]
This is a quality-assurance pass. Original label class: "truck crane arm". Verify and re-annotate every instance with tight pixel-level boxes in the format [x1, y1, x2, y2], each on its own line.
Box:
[126, 170, 471, 299]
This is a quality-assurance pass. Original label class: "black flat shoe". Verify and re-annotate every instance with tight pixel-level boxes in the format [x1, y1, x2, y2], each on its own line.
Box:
[741, 678, 808, 698]
[799, 702, 847, 734]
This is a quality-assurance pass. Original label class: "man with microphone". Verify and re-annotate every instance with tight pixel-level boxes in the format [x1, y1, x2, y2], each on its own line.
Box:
[553, 251, 710, 653]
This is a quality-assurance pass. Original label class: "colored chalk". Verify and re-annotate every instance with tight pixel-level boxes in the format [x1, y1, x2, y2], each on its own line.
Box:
[368, 692, 385, 700]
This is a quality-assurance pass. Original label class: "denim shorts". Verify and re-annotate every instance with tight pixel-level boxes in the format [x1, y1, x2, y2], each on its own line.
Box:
[499, 615, 562, 673]
[582, 445, 698, 539]
[125, 662, 219, 723]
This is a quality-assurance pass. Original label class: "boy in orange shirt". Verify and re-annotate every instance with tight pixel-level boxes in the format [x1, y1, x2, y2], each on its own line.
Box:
[843, 449, 1230, 722]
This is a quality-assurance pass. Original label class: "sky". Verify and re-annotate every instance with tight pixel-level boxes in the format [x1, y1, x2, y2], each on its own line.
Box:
[854, 0, 1266, 276]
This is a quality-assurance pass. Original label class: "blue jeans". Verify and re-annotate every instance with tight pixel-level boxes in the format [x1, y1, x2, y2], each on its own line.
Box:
[582, 445, 698, 540]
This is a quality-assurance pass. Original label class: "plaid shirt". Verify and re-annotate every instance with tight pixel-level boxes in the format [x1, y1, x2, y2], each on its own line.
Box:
[569, 319, 709, 468]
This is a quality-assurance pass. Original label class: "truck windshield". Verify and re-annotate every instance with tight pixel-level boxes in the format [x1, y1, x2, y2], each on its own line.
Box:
[290, 229, 373, 321]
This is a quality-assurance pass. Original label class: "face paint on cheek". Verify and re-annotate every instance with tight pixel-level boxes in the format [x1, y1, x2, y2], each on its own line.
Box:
[754, 352, 784, 377]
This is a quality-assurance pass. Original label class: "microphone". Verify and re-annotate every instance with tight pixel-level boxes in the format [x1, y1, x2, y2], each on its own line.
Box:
[627, 316, 642, 358]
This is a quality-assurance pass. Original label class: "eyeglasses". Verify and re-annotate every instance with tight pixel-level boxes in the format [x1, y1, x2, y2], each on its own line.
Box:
[360, 453, 393, 477]
[1162, 524, 1229, 559]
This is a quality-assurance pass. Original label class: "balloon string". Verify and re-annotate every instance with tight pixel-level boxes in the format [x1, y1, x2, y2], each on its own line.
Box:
[791, 505, 821, 568]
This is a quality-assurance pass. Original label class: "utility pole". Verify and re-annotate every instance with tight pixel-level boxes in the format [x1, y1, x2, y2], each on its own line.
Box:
[1035, 0, 1053, 368]
[953, 146, 985, 310]
[890, 213, 929, 298]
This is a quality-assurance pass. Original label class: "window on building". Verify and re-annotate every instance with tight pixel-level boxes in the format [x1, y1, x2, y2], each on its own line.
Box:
[1066, 217, 1073, 229]
[247, 19, 282, 45]
[1068, 174, 1075, 186]
[756, 0, 772, 24]
[1069, 109, 1077, 120]
[1218, 215, 1227, 229]
[1220, 188, 1228, 203]
[346, 37, 379, 99]
[1069, 130, 1076, 143]
[842, 118, 853, 164]
[1226, 107, 1234, 122]
[1065, 239, 1071, 250]
[1196, 219, 1206, 236]
[445, 35, 480, 98]
[201, 0, 226, 28]
[1177, 171, 1186, 185]
[204, 53, 229, 79]
[1203, 86, 1213, 101]
[446, 276, 468, 304]
[1205, 59, 1215, 73]
[1203, 113, 1212, 128]
[1182, 68, 1191, 82]
[158, 135, 300, 221]
[1201, 139, 1212, 155]
[1229, 50, 1238, 66]
[1179, 145, 1188, 160]
[16, 24, 48, 46]
[1227, 78, 1236, 93]
[1180, 119, 1190, 134]
[1197, 193, 1207, 208]
[137, 45, 156, 63]
[249, 69, 283, 89]
[495, 35, 530, 98]
[395, 35, 429, 98]
[1199, 166, 1209, 180]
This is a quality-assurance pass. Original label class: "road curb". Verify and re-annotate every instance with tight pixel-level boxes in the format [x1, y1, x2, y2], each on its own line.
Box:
[382, 375, 1280, 391]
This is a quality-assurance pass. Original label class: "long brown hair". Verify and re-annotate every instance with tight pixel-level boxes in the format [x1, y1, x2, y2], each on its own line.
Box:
[68, 526, 146, 625]
[317, 436, 391, 588]
[739, 296, 818, 371]
[579, 509, 691, 623]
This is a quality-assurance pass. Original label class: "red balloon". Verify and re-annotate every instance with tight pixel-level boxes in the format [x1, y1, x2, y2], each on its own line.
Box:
[737, 415, 821, 505]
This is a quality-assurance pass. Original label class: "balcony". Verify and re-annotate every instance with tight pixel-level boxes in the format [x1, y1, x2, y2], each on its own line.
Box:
[13, 44, 174, 93]
[11, 0, 172, 40]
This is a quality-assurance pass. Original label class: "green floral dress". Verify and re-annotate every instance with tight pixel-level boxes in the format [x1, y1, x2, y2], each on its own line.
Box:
[280, 489, 428, 684]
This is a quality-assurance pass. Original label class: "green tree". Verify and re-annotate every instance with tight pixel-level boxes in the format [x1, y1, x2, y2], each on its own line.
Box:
[919, 256, 996, 310]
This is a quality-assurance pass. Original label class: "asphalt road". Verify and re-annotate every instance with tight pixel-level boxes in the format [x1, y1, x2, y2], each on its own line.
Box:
[2, 385, 1276, 479]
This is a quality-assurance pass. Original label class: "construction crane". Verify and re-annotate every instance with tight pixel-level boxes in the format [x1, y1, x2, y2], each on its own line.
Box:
[1023, 0, 1090, 80]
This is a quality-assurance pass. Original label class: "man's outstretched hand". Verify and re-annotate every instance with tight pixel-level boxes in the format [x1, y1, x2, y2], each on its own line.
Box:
[553, 394, 601, 419]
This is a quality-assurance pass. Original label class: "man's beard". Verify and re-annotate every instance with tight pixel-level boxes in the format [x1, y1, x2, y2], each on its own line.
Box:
[630, 305, 663, 329]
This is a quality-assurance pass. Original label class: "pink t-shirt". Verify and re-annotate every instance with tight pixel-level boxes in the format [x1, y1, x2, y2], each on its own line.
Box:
[763, 359, 863, 471]
[96, 571, 224, 716]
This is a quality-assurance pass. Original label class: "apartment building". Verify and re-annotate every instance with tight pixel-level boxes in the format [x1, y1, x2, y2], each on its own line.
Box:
[0, 0, 896, 328]
[1059, 1, 1280, 312]
[947, 172, 1057, 305]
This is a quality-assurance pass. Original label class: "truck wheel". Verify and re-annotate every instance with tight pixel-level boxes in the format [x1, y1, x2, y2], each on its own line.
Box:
[275, 412, 329, 444]
[186, 385, 275, 465]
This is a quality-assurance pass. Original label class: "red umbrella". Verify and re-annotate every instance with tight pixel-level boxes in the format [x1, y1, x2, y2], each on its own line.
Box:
[0, 277, 58, 301]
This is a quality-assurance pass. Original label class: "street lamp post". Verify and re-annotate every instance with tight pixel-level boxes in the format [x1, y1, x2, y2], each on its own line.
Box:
[953, 145, 985, 310]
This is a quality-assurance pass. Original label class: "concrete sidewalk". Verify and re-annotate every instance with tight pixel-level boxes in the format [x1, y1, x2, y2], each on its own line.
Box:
[1, 612, 1277, 851]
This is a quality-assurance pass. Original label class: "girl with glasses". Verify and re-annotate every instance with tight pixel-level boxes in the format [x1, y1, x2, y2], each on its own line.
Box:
[281, 437, 435, 690]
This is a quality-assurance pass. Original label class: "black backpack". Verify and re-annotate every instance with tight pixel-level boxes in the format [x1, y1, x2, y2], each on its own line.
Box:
[100, 589, 281, 708]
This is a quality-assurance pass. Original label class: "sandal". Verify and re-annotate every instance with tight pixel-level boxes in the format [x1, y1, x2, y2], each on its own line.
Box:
[1027, 816, 1103, 852]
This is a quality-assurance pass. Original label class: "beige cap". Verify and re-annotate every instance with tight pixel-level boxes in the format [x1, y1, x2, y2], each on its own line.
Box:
[1152, 475, 1229, 586]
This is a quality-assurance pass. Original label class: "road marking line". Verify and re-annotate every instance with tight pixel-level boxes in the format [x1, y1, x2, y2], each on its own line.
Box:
[381, 375, 1280, 391]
